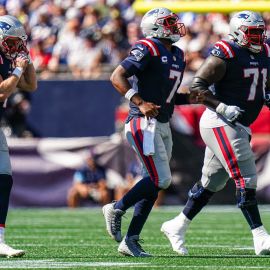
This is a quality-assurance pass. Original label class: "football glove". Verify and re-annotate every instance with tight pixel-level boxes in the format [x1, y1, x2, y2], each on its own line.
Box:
[216, 102, 244, 122]
[265, 93, 270, 109]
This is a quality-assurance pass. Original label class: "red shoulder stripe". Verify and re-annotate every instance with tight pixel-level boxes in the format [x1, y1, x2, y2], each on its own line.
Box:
[135, 40, 154, 56]
[142, 38, 160, 56]
[135, 39, 160, 56]
[221, 40, 235, 57]
[216, 41, 235, 58]
[216, 42, 230, 58]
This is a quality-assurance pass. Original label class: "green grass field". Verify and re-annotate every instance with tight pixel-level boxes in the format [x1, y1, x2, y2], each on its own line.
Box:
[1, 206, 270, 269]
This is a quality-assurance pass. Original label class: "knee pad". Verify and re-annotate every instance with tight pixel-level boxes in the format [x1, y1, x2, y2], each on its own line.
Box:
[236, 188, 257, 209]
[158, 177, 171, 190]
[188, 182, 214, 202]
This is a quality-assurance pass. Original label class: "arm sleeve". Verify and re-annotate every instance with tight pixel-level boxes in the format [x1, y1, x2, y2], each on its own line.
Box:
[175, 93, 190, 105]
[191, 55, 227, 91]
[120, 43, 151, 76]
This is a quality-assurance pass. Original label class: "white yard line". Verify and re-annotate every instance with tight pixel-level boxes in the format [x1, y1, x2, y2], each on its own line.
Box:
[0, 260, 148, 269]
[11, 243, 253, 250]
[0, 260, 268, 269]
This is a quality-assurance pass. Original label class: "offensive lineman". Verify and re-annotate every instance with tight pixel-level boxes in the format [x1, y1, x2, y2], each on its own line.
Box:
[0, 15, 37, 257]
[161, 11, 270, 256]
[102, 7, 188, 257]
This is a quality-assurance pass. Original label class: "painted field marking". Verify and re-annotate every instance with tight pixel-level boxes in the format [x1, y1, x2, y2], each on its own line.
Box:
[0, 260, 149, 269]
[0, 260, 268, 269]
[10, 243, 254, 250]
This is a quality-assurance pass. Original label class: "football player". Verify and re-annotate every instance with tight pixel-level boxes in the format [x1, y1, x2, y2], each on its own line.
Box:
[161, 11, 270, 256]
[0, 15, 37, 257]
[102, 7, 188, 257]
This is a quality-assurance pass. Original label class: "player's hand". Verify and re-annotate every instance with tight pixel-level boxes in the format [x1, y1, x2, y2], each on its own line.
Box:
[189, 90, 206, 104]
[138, 101, 161, 118]
[15, 53, 29, 70]
[265, 93, 270, 109]
[216, 102, 244, 122]
[17, 52, 31, 64]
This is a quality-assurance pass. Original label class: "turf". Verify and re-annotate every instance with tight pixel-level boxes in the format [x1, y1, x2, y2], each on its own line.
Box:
[1, 206, 270, 269]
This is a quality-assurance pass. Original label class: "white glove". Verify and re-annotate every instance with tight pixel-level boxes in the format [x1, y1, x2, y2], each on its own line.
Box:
[216, 102, 243, 122]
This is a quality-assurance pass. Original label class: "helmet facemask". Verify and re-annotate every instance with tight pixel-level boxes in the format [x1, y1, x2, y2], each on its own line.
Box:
[156, 14, 186, 42]
[238, 25, 266, 53]
[0, 15, 28, 60]
[1, 36, 26, 59]
[229, 11, 266, 54]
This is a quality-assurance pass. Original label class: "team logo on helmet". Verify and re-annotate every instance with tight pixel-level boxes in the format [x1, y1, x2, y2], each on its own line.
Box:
[0, 22, 11, 33]
[147, 9, 159, 16]
[238, 13, 250, 19]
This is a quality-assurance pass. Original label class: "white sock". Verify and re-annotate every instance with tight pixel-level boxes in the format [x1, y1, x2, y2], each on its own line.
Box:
[174, 212, 191, 225]
[252, 225, 268, 238]
[0, 227, 5, 243]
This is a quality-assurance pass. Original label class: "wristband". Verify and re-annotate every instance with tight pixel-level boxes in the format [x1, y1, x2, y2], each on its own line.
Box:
[12, 67, 23, 79]
[124, 88, 137, 101]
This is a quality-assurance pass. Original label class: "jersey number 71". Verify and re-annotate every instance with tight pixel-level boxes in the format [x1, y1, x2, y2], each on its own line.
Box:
[244, 68, 267, 101]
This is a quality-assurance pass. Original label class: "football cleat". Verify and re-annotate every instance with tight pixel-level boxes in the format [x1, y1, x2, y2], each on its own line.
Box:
[254, 234, 270, 255]
[0, 243, 25, 258]
[161, 217, 189, 255]
[118, 235, 152, 257]
[102, 202, 125, 242]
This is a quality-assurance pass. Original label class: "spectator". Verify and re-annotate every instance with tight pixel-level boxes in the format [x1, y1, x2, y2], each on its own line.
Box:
[0, 4, 7, 16]
[67, 155, 110, 207]
[2, 92, 37, 138]
[68, 29, 103, 78]
[99, 25, 124, 67]
[30, 39, 52, 74]
[48, 7, 83, 73]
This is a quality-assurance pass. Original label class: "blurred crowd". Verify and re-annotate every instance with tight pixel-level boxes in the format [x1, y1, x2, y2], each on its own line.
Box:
[1, 0, 270, 80]
[1, 1, 270, 138]
[0, 0, 139, 79]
